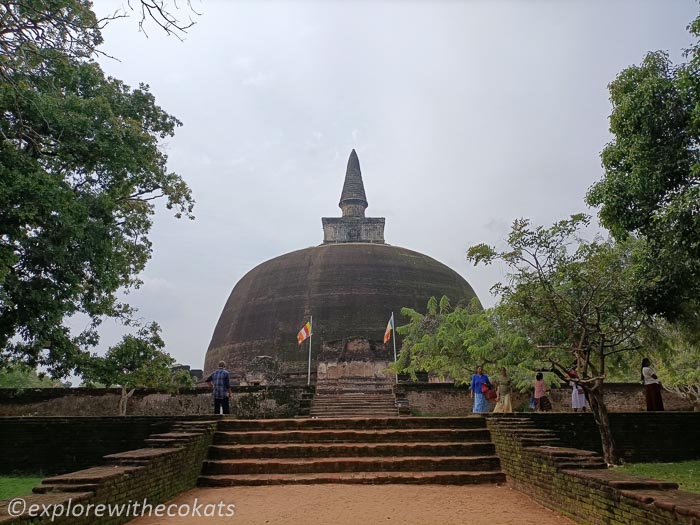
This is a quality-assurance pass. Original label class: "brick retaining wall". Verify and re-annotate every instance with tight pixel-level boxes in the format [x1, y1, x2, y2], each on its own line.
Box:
[0, 416, 215, 475]
[487, 416, 700, 525]
[523, 412, 700, 463]
[0, 420, 217, 525]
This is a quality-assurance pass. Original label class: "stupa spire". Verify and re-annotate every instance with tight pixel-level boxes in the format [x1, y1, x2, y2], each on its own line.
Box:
[321, 149, 384, 244]
[339, 149, 368, 217]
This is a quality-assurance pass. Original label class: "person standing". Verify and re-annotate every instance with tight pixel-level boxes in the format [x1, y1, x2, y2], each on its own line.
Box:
[470, 366, 491, 414]
[641, 357, 664, 411]
[534, 372, 552, 411]
[493, 367, 513, 413]
[206, 360, 232, 415]
[569, 368, 588, 412]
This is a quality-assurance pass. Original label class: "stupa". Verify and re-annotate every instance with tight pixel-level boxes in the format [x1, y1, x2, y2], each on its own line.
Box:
[204, 150, 478, 384]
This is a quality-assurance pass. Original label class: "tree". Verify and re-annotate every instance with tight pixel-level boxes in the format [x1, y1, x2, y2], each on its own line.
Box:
[80, 323, 184, 415]
[0, 1, 194, 376]
[649, 321, 700, 411]
[586, 14, 700, 322]
[392, 296, 552, 393]
[395, 215, 652, 464]
[466, 215, 654, 464]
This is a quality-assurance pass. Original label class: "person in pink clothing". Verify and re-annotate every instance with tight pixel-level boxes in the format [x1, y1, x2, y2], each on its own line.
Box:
[534, 372, 552, 411]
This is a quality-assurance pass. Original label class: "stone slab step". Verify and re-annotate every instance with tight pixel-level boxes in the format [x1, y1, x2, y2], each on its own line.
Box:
[313, 393, 396, 397]
[33, 483, 101, 494]
[202, 456, 501, 475]
[208, 442, 496, 459]
[311, 404, 396, 408]
[309, 414, 400, 418]
[214, 428, 492, 445]
[198, 470, 506, 486]
[216, 417, 486, 431]
[309, 410, 399, 416]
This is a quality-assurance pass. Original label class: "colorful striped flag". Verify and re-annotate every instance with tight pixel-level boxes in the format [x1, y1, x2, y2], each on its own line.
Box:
[383, 313, 394, 344]
[297, 320, 312, 345]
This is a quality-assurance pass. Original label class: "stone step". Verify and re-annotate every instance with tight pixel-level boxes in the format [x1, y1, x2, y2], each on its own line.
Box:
[315, 391, 394, 395]
[214, 428, 491, 445]
[309, 409, 398, 414]
[519, 438, 560, 447]
[207, 442, 496, 459]
[198, 470, 506, 486]
[556, 460, 607, 470]
[311, 399, 396, 407]
[33, 483, 100, 494]
[309, 412, 399, 417]
[311, 407, 397, 411]
[202, 455, 502, 475]
[308, 413, 400, 418]
[215, 417, 486, 431]
[313, 393, 396, 397]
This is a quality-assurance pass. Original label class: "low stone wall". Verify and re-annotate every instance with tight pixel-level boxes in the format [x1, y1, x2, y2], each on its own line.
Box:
[401, 382, 693, 415]
[0, 386, 312, 418]
[400, 384, 471, 415]
[0, 420, 217, 525]
[487, 416, 700, 525]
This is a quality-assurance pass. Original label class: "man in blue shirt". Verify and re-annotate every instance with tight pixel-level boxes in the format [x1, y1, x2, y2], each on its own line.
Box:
[206, 361, 232, 415]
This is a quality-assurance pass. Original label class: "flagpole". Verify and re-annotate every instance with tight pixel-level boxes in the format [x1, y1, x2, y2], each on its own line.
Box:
[307, 315, 313, 386]
[391, 312, 398, 384]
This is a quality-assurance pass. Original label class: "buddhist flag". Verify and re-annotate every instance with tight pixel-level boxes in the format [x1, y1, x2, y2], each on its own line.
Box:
[297, 320, 312, 345]
[383, 313, 394, 344]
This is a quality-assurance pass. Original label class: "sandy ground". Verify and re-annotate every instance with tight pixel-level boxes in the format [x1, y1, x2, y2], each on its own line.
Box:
[127, 485, 574, 525]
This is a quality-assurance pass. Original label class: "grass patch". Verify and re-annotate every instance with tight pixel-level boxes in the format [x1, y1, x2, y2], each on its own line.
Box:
[0, 476, 43, 500]
[618, 460, 700, 494]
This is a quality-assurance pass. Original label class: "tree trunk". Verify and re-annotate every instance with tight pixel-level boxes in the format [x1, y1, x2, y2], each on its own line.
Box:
[119, 386, 136, 416]
[586, 383, 618, 465]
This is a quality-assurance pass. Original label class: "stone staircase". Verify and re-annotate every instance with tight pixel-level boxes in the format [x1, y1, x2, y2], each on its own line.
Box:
[310, 393, 398, 417]
[489, 416, 607, 469]
[198, 417, 505, 486]
[311, 376, 400, 417]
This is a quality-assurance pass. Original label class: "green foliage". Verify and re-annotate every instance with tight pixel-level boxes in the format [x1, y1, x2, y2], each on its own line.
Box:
[586, 15, 700, 321]
[81, 323, 173, 390]
[0, 1, 194, 377]
[645, 321, 700, 410]
[397, 215, 654, 463]
[80, 323, 185, 414]
[471, 216, 651, 381]
[0, 364, 63, 388]
[392, 297, 556, 392]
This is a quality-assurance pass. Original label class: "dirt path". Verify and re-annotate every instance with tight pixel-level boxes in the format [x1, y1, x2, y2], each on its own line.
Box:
[127, 484, 574, 524]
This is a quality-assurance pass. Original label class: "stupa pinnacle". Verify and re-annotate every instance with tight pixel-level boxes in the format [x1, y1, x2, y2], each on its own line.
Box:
[322, 150, 385, 243]
[339, 149, 368, 217]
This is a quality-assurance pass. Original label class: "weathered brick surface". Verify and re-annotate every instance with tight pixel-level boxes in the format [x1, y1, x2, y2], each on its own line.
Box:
[487, 415, 700, 525]
[0, 416, 215, 475]
[524, 412, 700, 462]
[0, 420, 217, 525]
[0, 386, 312, 418]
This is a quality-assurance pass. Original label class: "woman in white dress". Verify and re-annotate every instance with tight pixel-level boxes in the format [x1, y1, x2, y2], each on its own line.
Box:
[569, 368, 588, 412]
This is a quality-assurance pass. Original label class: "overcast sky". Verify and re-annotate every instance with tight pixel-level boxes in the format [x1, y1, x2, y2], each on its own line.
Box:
[88, 0, 698, 371]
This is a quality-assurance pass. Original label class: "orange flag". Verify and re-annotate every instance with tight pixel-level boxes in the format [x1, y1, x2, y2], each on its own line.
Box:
[297, 321, 312, 345]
